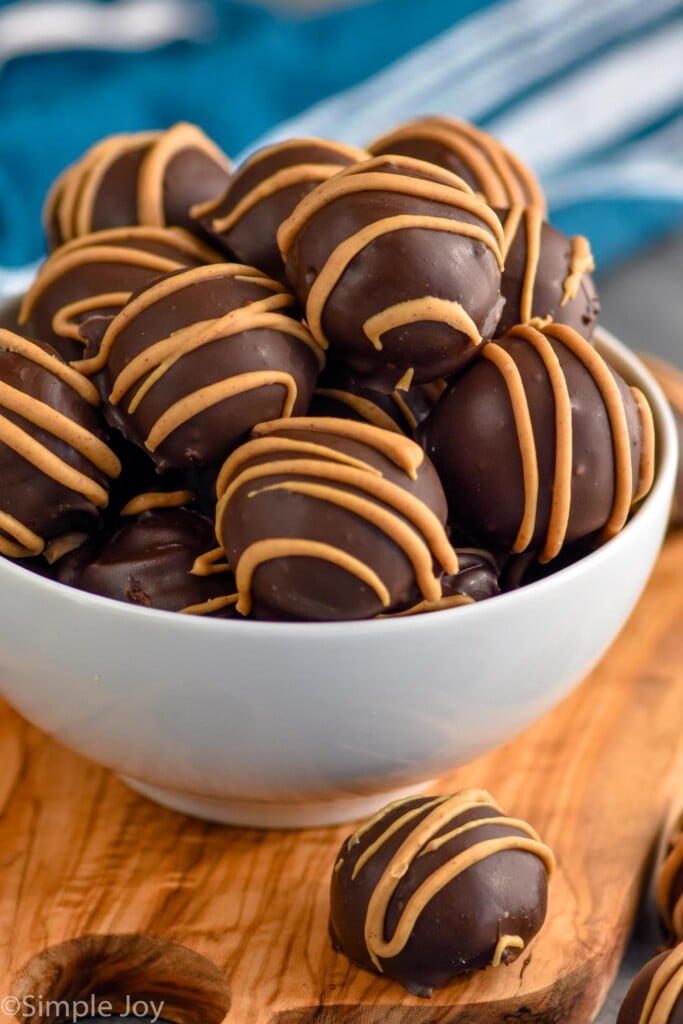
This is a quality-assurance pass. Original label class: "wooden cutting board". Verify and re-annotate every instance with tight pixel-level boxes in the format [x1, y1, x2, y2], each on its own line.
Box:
[2, 534, 683, 1024]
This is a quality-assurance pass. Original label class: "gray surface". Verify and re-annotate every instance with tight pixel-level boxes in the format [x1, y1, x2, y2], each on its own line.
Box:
[597, 232, 683, 367]
[592, 231, 682, 1022]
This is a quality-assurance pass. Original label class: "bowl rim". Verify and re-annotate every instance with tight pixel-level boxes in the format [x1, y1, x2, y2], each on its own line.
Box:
[0, 324, 677, 638]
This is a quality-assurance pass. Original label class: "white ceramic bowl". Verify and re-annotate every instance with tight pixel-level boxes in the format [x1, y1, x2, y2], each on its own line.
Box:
[0, 324, 676, 828]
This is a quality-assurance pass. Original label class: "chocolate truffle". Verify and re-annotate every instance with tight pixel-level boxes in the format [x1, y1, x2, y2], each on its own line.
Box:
[19, 226, 221, 363]
[0, 329, 120, 560]
[495, 206, 600, 340]
[215, 416, 458, 621]
[639, 354, 683, 530]
[193, 138, 368, 282]
[279, 154, 505, 391]
[329, 789, 554, 997]
[44, 123, 231, 248]
[83, 263, 324, 472]
[658, 812, 683, 944]
[310, 364, 445, 436]
[420, 322, 656, 559]
[384, 548, 500, 616]
[57, 499, 237, 616]
[368, 115, 546, 213]
[617, 946, 683, 1024]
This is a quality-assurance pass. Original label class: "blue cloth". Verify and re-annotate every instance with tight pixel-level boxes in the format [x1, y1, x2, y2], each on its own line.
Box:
[1, 0, 683, 296]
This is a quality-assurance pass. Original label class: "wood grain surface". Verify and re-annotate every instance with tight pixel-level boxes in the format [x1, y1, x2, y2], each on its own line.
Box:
[2, 534, 683, 1024]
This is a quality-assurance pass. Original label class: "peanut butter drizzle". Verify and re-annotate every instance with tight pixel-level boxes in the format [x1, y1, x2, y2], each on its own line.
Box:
[52, 225, 221, 264]
[631, 386, 656, 503]
[191, 547, 232, 577]
[368, 121, 511, 208]
[119, 490, 195, 516]
[203, 165, 344, 233]
[394, 367, 414, 391]
[0, 330, 100, 406]
[43, 531, 88, 564]
[355, 790, 554, 971]
[549, 323, 636, 539]
[378, 593, 474, 618]
[491, 935, 525, 967]
[0, 411, 109, 508]
[19, 245, 185, 331]
[0, 380, 120, 476]
[180, 594, 239, 616]
[74, 133, 160, 238]
[118, 305, 320, 414]
[216, 435, 383, 498]
[276, 156, 505, 259]
[520, 207, 544, 323]
[137, 123, 232, 226]
[420, 379, 448, 403]
[482, 343, 539, 552]
[637, 945, 683, 1024]
[215, 457, 458, 579]
[77, 262, 295, 378]
[251, 479, 443, 601]
[145, 370, 299, 453]
[314, 388, 403, 434]
[500, 204, 524, 258]
[390, 391, 417, 430]
[235, 538, 390, 615]
[364, 297, 481, 354]
[657, 833, 683, 935]
[509, 324, 573, 562]
[561, 235, 595, 306]
[0, 511, 44, 558]
[53, 293, 131, 343]
[250, 416, 425, 478]
[305, 215, 501, 353]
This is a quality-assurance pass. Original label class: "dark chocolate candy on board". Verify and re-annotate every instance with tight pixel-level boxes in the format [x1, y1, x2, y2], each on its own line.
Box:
[329, 789, 554, 997]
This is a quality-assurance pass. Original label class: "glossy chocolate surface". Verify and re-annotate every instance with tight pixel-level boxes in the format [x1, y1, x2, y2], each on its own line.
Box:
[495, 207, 600, 340]
[617, 948, 683, 1024]
[196, 138, 368, 281]
[329, 790, 553, 997]
[216, 417, 456, 621]
[368, 115, 546, 212]
[44, 124, 231, 248]
[282, 155, 504, 391]
[20, 226, 220, 363]
[0, 330, 117, 557]
[97, 263, 322, 472]
[420, 322, 653, 557]
[57, 506, 237, 616]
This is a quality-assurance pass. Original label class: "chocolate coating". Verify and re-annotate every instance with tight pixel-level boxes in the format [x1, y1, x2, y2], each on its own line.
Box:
[658, 813, 683, 945]
[310, 363, 444, 436]
[329, 790, 554, 997]
[420, 322, 655, 558]
[194, 138, 368, 282]
[57, 505, 237, 616]
[19, 226, 221, 363]
[639, 354, 683, 530]
[44, 123, 231, 249]
[281, 154, 505, 390]
[368, 115, 546, 213]
[495, 207, 600, 340]
[388, 548, 501, 616]
[0, 329, 119, 559]
[215, 417, 457, 621]
[617, 947, 683, 1024]
[92, 263, 323, 472]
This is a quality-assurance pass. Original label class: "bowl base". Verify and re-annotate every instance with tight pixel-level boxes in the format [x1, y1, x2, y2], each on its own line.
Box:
[119, 775, 434, 829]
